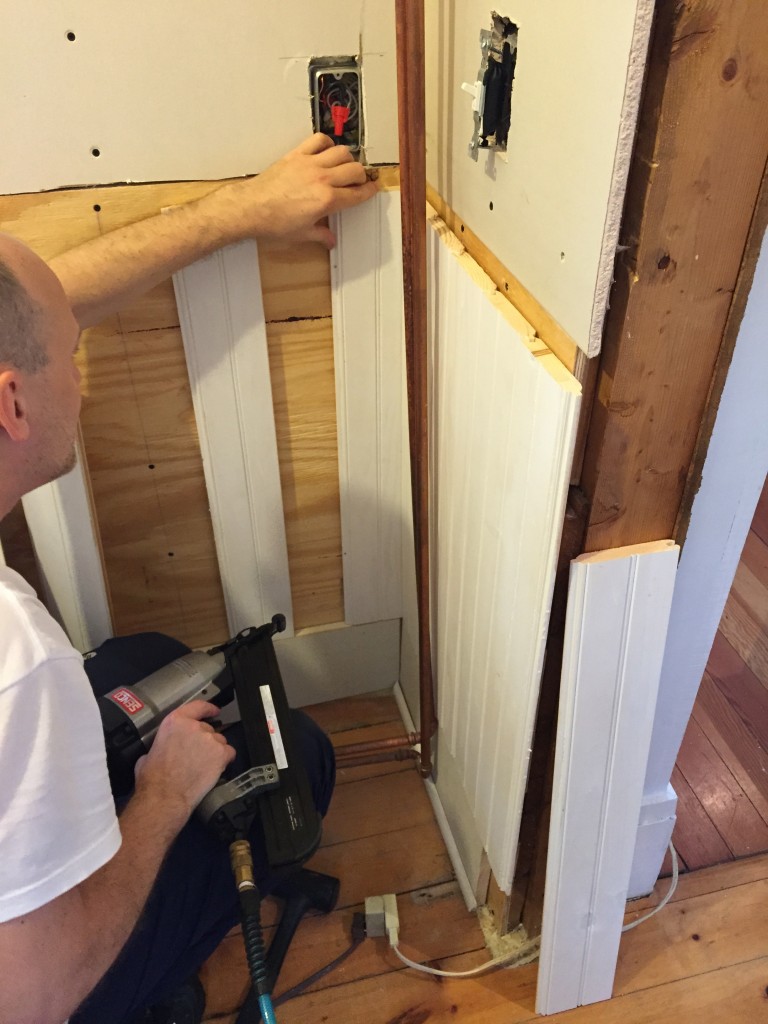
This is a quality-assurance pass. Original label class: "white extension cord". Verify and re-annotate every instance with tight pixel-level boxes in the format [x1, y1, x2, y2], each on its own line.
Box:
[368, 843, 679, 981]
[621, 841, 679, 932]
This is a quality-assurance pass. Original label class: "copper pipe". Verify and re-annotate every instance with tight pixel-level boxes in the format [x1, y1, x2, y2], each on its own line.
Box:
[395, 0, 436, 778]
[337, 748, 420, 769]
[334, 733, 420, 759]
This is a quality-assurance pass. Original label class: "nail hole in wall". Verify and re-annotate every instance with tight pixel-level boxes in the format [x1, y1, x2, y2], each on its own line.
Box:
[93, 204, 101, 212]
[460, 224, 465, 233]
[91, 147, 101, 158]
[489, 201, 494, 211]
[66, 31, 76, 42]
[167, 552, 175, 558]
[147, 464, 155, 470]
[560, 251, 566, 262]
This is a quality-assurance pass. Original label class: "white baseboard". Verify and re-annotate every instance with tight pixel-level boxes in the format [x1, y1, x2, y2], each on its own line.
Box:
[627, 784, 678, 899]
[276, 619, 401, 708]
[392, 682, 478, 911]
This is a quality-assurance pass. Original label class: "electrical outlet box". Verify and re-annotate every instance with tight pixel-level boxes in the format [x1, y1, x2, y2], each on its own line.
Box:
[309, 56, 362, 153]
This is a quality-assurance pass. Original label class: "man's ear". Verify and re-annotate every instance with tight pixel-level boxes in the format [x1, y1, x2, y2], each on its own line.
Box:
[0, 369, 31, 442]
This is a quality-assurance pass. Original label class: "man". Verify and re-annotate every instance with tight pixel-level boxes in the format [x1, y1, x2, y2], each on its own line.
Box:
[0, 133, 378, 1024]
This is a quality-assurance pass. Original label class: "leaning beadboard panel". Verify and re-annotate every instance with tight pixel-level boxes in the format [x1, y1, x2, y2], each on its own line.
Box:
[429, 216, 582, 894]
[537, 540, 679, 1016]
[330, 193, 406, 625]
[173, 242, 294, 636]
[20, 438, 113, 652]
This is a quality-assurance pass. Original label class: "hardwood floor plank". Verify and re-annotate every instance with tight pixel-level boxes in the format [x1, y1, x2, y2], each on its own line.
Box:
[669, 767, 733, 871]
[626, 851, 768, 915]
[301, 691, 401, 735]
[616, 876, 768, 995]
[334, 721, 416, 785]
[719, 593, 768, 691]
[322, 771, 436, 847]
[309, 822, 455, 910]
[676, 716, 768, 857]
[729, 559, 768, 634]
[695, 666, 768, 815]
[706, 632, 768, 750]
[740, 529, 768, 587]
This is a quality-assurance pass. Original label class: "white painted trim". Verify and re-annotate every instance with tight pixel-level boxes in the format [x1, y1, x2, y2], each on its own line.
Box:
[588, 0, 654, 356]
[20, 440, 113, 652]
[630, 231, 768, 895]
[330, 193, 406, 625]
[173, 241, 294, 637]
[537, 540, 679, 1015]
[393, 682, 478, 912]
[276, 619, 400, 708]
[628, 783, 677, 898]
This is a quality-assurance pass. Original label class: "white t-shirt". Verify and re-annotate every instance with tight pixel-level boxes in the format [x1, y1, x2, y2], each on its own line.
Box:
[0, 566, 121, 923]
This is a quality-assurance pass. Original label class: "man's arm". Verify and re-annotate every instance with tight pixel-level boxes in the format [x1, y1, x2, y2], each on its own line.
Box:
[0, 701, 235, 1024]
[50, 134, 378, 329]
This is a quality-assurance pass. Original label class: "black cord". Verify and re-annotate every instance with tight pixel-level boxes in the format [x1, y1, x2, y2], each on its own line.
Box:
[272, 912, 366, 1007]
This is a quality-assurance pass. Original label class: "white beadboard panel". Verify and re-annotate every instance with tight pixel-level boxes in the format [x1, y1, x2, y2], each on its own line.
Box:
[330, 193, 407, 625]
[173, 241, 294, 637]
[429, 214, 582, 894]
[537, 540, 679, 1016]
[0, 4, 398, 193]
[21, 439, 113, 652]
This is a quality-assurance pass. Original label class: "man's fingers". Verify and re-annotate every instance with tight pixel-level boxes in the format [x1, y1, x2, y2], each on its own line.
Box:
[298, 133, 336, 155]
[327, 161, 371, 188]
[173, 700, 221, 721]
[315, 144, 357, 168]
[330, 180, 380, 210]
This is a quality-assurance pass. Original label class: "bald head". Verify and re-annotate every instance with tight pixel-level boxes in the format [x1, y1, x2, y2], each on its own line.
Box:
[0, 235, 48, 374]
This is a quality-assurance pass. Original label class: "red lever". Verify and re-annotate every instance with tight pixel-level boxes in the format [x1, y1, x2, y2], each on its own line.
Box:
[331, 105, 350, 137]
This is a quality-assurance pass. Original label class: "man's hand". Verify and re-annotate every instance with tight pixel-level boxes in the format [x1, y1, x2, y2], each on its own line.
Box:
[135, 701, 235, 822]
[204, 133, 379, 249]
[52, 132, 380, 327]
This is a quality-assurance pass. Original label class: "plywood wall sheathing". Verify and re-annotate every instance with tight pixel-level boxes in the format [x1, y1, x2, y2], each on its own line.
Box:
[0, 181, 347, 645]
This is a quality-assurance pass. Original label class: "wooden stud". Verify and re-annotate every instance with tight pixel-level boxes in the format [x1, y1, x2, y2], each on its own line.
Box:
[581, 0, 768, 552]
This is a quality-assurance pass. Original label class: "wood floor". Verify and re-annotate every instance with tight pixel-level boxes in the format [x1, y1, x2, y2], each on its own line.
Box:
[200, 690, 768, 1023]
[671, 476, 768, 873]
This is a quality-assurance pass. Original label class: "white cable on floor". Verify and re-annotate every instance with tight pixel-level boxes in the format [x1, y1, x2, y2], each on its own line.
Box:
[621, 841, 679, 933]
[391, 940, 539, 978]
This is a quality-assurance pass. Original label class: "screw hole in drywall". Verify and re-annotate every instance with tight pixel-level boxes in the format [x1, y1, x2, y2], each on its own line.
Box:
[66, 31, 76, 41]
[91, 147, 101, 158]
[93, 204, 101, 212]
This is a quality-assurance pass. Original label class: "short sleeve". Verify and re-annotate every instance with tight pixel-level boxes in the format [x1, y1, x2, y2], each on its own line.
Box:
[0, 654, 121, 923]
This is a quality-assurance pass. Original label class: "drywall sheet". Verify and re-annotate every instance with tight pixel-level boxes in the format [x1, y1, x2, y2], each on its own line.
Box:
[330, 191, 407, 625]
[425, 0, 653, 356]
[426, 213, 581, 894]
[538, 540, 679, 1014]
[0, 3, 398, 193]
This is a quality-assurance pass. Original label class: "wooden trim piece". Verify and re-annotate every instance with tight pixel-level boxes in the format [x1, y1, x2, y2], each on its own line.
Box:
[374, 165, 400, 191]
[581, 0, 768, 552]
[676, 165, 768, 546]
[537, 540, 679, 1015]
[330, 192, 406, 625]
[426, 186, 581, 377]
[172, 241, 294, 636]
[20, 437, 113, 652]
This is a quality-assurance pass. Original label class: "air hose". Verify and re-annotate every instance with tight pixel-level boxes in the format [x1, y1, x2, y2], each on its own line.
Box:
[230, 839, 277, 1024]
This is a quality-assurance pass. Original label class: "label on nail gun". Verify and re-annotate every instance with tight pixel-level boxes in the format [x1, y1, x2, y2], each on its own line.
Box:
[110, 688, 145, 715]
[260, 685, 288, 770]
